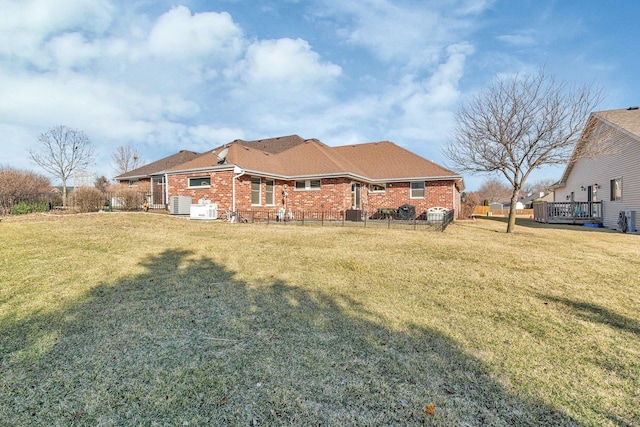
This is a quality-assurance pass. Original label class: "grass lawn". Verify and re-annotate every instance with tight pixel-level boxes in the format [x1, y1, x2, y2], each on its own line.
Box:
[1, 213, 638, 426]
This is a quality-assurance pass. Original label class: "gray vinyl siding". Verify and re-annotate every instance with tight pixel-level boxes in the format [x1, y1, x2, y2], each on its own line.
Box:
[555, 124, 640, 230]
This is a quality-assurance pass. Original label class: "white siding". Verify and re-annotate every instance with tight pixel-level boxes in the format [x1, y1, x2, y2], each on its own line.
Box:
[555, 123, 640, 230]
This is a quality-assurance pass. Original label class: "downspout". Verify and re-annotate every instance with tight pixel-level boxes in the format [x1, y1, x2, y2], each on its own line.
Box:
[232, 166, 245, 212]
[164, 173, 169, 208]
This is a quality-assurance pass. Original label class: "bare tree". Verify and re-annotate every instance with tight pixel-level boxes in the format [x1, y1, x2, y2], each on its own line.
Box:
[28, 125, 95, 207]
[112, 145, 143, 177]
[476, 177, 512, 204]
[444, 70, 604, 232]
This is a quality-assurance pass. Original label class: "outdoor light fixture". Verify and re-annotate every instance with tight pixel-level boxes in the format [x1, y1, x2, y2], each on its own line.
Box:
[566, 195, 571, 200]
[594, 183, 600, 189]
[580, 186, 586, 191]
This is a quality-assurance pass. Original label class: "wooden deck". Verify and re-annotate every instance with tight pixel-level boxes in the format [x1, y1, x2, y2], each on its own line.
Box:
[533, 201, 603, 224]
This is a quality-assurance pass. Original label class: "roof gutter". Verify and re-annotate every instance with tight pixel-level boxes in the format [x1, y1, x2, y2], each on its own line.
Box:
[166, 164, 235, 175]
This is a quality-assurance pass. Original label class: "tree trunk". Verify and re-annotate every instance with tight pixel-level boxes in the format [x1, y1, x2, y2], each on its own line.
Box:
[62, 178, 67, 208]
[506, 187, 521, 233]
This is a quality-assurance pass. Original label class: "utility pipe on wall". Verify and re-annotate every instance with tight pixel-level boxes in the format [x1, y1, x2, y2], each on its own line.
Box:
[232, 166, 245, 213]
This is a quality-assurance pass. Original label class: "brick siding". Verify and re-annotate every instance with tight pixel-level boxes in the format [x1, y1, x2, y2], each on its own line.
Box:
[168, 171, 459, 216]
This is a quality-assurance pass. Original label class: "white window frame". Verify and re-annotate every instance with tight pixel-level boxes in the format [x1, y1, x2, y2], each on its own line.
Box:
[610, 177, 622, 201]
[294, 179, 321, 191]
[265, 179, 275, 205]
[370, 183, 386, 193]
[188, 177, 210, 188]
[410, 181, 425, 199]
[251, 177, 261, 205]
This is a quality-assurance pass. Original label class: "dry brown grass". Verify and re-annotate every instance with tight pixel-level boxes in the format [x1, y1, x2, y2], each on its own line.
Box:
[1, 213, 638, 425]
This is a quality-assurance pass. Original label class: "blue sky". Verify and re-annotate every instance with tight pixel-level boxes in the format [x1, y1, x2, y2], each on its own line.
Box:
[1, 0, 638, 190]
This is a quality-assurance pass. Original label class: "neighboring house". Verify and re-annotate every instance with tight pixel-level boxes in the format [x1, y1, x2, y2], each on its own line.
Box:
[164, 135, 465, 218]
[554, 107, 640, 230]
[520, 192, 553, 209]
[114, 150, 200, 206]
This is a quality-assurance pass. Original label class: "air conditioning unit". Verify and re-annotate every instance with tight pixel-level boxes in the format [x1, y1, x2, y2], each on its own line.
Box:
[625, 210, 636, 233]
[169, 196, 192, 215]
[617, 210, 636, 233]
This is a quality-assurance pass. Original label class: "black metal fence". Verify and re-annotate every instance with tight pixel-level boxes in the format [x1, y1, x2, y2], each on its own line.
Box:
[229, 208, 455, 232]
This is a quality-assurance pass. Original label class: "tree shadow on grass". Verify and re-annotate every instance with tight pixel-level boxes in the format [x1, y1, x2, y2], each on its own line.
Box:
[538, 294, 640, 426]
[542, 295, 640, 337]
[1, 249, 579, 426]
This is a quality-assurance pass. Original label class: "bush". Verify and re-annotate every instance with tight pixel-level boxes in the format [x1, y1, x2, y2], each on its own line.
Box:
[113, 188, 145, 211]
[73, 187, 106, 213]
[461, 192, 481, 220]
[11, 201, 49, 215]
[0, 166, 51, 198]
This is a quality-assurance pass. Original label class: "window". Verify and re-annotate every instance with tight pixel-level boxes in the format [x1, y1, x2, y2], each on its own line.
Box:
[128, 179, 139, 187]
[410, 181, 425, 198]
[251, 177, 261, 205]
[265, 179, 275, 205]
[611, 177, 622, 201]
[370, 183, 386, 193]
[188, 177, 210, 187]
[294, 179, 321, 190]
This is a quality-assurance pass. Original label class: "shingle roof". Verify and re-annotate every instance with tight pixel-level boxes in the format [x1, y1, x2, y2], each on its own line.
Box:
[167, 136, 464, 189]
[593, 107, 640, 137]
[334, 141, 461, 181]
[115, 150, 200, 180]
[236, 134, 307, 154]
[557, 107, 640, 186]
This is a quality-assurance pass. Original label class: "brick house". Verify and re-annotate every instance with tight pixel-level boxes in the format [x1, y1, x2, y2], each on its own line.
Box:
[165, 135, 465, 218]
[114, 150, 200, 207]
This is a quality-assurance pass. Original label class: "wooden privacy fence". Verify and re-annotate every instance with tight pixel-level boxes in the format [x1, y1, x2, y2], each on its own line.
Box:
[472, 206, 534, 217]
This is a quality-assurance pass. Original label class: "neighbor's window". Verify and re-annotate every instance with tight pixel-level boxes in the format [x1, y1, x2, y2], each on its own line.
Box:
[265, 179, 275, 205]
[611, 177, 622, 201]
[370, 183, 386, 193]
[295, 179, 321, 190]
[410, 181, 425, 198]
[188, 177, 210, 187]
[128, 179, 139, 187]
[251, 177, 261, 205]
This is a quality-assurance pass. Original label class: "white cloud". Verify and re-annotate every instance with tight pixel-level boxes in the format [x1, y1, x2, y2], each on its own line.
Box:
[239, 38, 341, 84]
[496, 33, 538, 47]
[45, 33, 102, 69]
[315, 0, 486, 70]
[0, 0, 114, 66]
[225, 37, 342, 113]
[148, 6, 244, 62]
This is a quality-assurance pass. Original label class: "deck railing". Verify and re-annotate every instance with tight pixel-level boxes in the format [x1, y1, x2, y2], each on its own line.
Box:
[533, 201, 603, 224]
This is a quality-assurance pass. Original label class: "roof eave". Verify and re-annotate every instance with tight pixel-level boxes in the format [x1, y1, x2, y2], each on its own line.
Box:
[166, 165, 235, 175]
